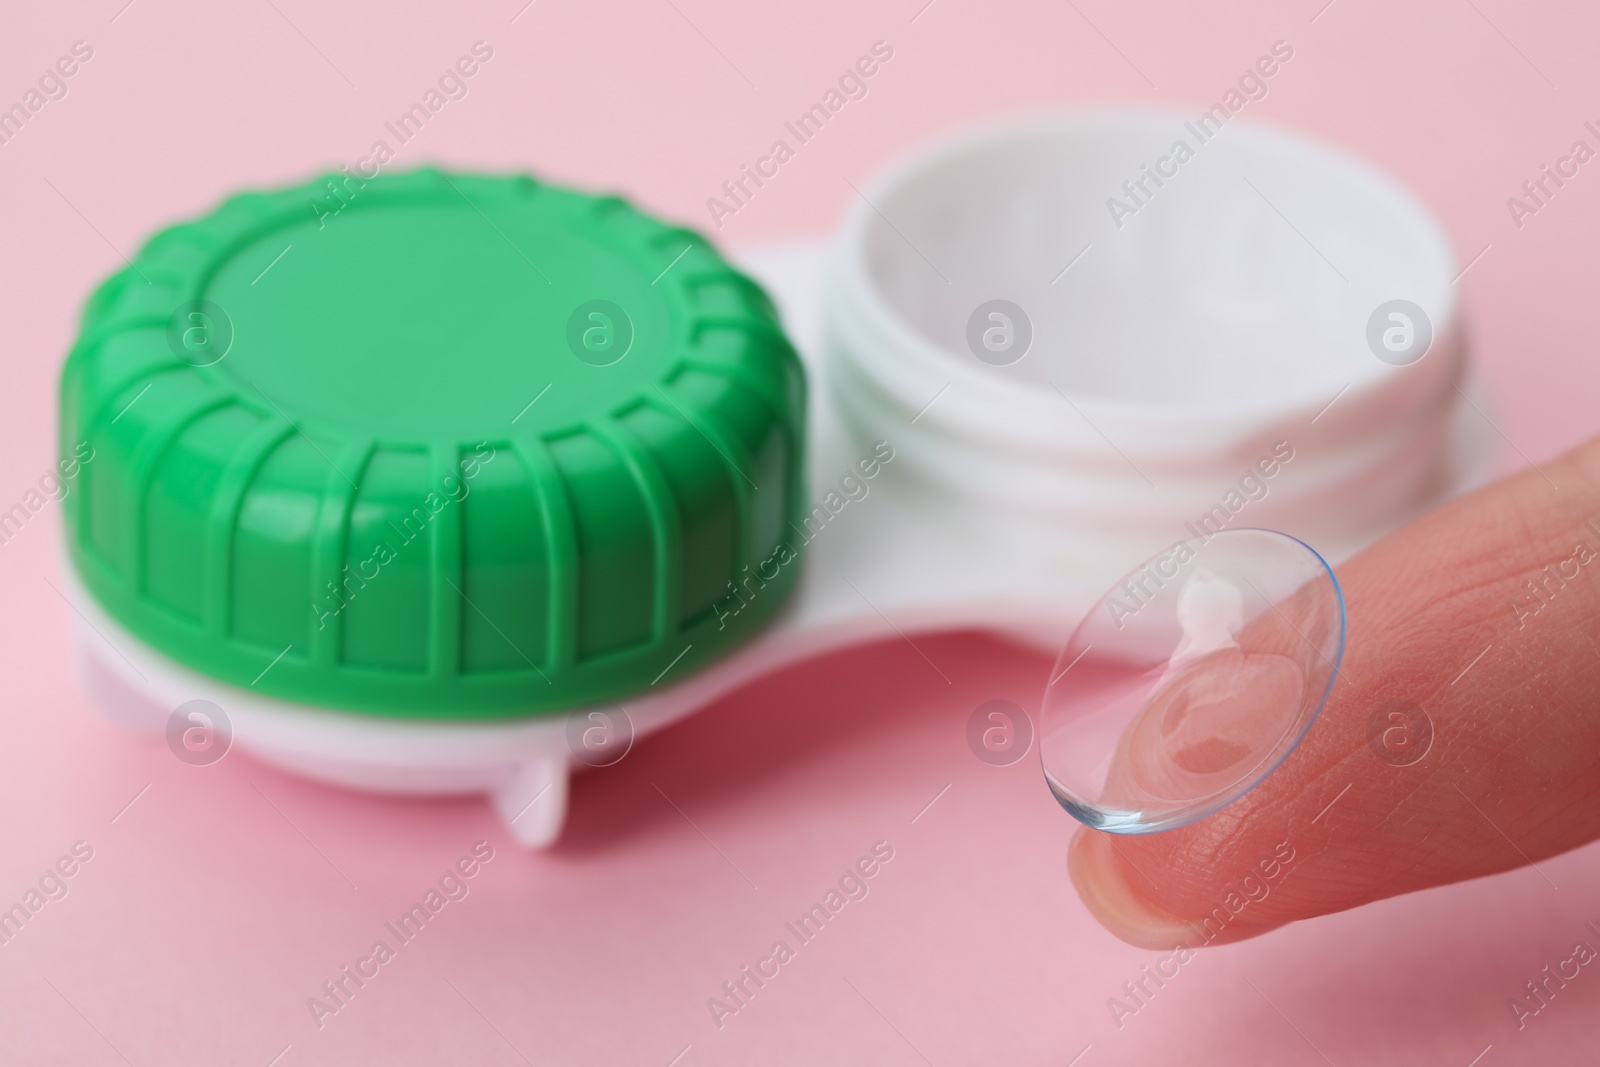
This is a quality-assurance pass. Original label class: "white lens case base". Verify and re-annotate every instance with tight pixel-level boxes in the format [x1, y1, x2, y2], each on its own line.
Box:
[69, 113, 1493, 848]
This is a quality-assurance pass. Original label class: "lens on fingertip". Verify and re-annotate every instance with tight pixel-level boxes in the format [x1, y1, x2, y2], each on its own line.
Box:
[1039, 529, 1345, 834]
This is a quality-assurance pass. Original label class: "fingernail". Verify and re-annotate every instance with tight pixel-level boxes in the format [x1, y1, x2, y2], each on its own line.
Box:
[1067, 829, 1203, 950]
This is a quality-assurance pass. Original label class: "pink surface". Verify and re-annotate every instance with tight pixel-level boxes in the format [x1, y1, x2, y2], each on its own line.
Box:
[4, 0, 1600, 1063]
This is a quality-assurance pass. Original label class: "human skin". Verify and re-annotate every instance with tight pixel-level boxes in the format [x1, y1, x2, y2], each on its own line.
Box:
[1069, 435, 1600, 948]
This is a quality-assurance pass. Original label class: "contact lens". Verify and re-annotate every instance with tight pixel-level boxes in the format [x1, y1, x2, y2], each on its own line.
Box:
[1039, 529, 1345, 833]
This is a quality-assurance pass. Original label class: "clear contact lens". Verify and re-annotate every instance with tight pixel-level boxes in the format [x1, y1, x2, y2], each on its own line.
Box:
[1040, 529, 1345, 834]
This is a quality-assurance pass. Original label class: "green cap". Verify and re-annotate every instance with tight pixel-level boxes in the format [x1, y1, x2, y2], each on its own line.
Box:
[60, 169, 806, 719]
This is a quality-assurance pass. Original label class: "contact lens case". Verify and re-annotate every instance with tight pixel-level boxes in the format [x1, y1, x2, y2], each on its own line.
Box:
[60, 114, 1492, 846]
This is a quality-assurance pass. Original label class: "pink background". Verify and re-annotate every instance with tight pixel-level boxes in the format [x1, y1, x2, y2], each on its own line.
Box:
[4, 0, 1600, 1062]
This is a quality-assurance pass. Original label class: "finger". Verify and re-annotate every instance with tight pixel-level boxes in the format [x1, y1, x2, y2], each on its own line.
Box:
[1070, 435, 1600, 949]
